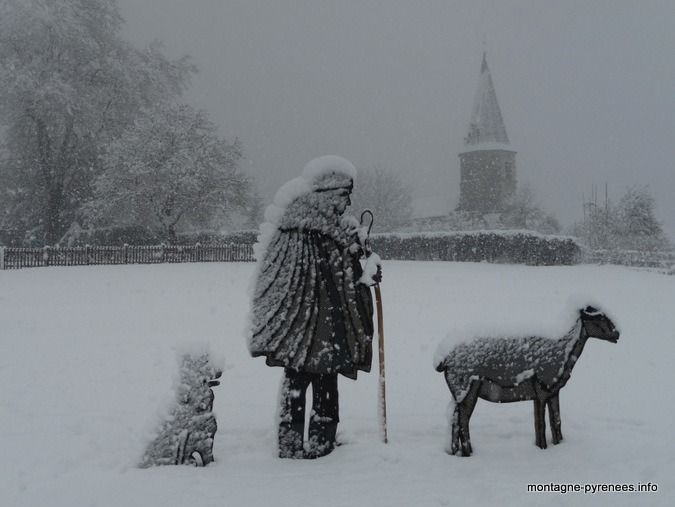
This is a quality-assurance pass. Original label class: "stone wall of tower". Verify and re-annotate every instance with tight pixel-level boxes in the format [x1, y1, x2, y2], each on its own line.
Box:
[458, 149, 516, 213]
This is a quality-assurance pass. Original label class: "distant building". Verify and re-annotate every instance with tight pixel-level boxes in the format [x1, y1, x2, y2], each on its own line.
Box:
[457, 52, 516, 213]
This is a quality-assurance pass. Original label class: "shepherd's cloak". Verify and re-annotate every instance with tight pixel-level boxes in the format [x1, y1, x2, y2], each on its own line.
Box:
[248, 220, 374, 379]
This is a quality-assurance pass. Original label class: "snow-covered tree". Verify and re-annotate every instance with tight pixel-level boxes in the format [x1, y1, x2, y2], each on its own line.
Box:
[571, 186, 616, 250]
[500, 184, 561, 234]
[242, 185, 266, 230]
[407, 185, 560, 235]
[349, 164, 413, 232]
[572, 185, 670, 252]
[614, 186, 669, 251]
[441, 210, 488, 232]
[87, 103, 250, 244]
[0, 0, 194, 244]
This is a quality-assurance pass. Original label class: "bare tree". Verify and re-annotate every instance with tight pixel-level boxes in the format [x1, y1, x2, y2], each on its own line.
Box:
[500, 184, 561, 234]
[350, 164, 413, 232]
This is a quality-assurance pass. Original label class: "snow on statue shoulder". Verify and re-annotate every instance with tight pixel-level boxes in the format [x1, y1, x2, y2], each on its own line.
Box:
[253, 155, 357, 260]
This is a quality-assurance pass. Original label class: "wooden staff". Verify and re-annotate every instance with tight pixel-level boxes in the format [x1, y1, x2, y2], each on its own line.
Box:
[375, 282, 388, 444]
[359, 209, 387, 444]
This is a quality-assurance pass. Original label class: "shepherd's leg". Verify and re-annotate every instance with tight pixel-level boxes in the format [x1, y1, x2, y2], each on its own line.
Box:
[278, 369, 309, 459]
[547, 395, 563, 445]
[306, 373, 339, 459]
[533, 399, 548, 449]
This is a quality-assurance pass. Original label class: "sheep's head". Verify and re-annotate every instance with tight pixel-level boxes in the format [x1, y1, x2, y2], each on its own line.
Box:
[580, 306, 620, 343]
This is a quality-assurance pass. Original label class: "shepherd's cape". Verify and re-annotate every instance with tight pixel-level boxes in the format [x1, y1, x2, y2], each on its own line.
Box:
[248, 212, 374, 379]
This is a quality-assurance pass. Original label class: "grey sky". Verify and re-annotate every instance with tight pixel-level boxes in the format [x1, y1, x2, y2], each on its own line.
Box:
[118, 0, 675, 238]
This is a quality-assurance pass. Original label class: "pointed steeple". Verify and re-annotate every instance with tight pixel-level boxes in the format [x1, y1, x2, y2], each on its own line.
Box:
[457, 52, 517, 214]
[464, 52, 509, 146]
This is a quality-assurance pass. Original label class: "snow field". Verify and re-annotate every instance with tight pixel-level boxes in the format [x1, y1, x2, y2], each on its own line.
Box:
[0, 261, 673, 506]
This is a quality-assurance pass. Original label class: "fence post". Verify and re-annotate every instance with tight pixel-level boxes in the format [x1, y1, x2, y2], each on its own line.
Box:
[0, 246, 4, 270]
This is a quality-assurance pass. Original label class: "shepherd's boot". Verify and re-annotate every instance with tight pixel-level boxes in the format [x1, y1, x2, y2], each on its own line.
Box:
[305, 422, 338, 459]
[278, 422, 304, 459]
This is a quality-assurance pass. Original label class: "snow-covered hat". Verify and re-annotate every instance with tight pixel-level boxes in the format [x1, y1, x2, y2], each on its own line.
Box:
[303, 155, 356, 192]
[266, 155, 357, 225]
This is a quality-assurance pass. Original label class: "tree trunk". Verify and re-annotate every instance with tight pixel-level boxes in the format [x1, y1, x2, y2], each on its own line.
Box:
[34, 116, 71, 245]
[45, 182, 66, 245]
[167, 224, 177, 245]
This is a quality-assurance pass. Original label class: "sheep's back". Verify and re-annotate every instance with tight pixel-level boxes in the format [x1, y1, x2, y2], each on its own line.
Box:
[442, 335, 569, 400]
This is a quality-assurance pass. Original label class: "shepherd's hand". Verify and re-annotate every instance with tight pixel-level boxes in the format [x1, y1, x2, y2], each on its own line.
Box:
[372, 265, 382, 284]
[360, 253, 382, 286]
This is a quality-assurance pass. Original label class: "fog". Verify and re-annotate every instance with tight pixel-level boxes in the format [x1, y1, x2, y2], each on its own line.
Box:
[118, 0, 675, 239]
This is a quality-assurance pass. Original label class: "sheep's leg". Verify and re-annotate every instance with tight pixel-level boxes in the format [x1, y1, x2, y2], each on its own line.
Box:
[547, 395, 563, 445]
[450, 405, 461, 455]
[457, 401, 474, 457]
[457, 381, 480, 456]
[533, 399, 548, 449]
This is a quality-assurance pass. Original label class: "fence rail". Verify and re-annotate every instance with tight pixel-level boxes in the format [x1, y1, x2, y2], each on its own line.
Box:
[2, 241, 674, 271]
[0, 244, 254, 270]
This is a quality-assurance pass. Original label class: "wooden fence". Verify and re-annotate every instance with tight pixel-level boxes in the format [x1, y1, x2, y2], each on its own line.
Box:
[0, 244, 254, 270]
[2, 241, 673, 271]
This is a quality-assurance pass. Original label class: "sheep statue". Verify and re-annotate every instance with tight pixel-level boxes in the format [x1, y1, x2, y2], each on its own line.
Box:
[434, 305, 619, 457]
[140, 349, 223, 467]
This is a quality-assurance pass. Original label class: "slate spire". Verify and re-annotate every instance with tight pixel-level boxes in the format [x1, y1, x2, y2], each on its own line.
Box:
[464, 52, 509, 146]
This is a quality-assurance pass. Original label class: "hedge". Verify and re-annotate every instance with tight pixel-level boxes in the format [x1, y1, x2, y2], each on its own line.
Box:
[369, 231, 581, 266]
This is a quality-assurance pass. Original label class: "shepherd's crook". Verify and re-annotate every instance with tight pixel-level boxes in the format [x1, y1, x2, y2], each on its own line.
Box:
[359, 210, 387, 444]
[375, 282, 388, 443]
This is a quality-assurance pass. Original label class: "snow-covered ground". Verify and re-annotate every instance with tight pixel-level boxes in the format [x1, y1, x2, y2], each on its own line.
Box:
[1, 261, 672, 506]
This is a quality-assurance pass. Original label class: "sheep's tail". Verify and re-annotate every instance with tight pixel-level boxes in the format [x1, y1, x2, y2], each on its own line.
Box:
[434, 355, 449, 373]
[434, 334, 461, 373]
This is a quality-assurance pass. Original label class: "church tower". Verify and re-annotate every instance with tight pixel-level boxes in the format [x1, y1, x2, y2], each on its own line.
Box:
[457, 52, 516, 213]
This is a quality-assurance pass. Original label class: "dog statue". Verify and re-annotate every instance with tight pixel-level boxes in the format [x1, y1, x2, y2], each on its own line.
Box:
[140, 350, 222, 467]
